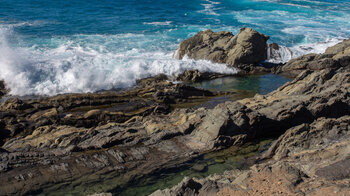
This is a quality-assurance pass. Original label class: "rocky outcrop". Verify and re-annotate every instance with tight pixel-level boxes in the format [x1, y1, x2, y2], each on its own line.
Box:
[276, 38, 350, 77]
[5, 67, 349, 195]
[1, 42, 350, 195]
[0, 80, 8, 98]
[175, 28, 269, 72]
[0, 75, 219, 146]
[151, 46, 350, 195]
[151, 116, 350, 196]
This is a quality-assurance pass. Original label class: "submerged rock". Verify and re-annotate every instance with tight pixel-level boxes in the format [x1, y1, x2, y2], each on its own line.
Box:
[175, 28, 269, 71]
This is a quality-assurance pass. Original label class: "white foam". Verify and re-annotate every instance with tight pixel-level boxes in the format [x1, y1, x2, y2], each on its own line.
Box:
[143, 21, 172, 26]
[0, 27, 238, 96]
[267, 37, 345, 63]
[198, 0, 221, 16]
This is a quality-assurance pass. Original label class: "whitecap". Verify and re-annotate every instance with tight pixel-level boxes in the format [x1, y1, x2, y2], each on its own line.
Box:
[143, 21, 172, 26]
[267, 37, 345, 63]
[198, 0, 221, 16]
[0, 27, 238, 96]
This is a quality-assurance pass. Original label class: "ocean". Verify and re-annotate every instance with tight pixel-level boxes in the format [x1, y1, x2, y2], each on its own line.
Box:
[0, 0, 349, 95]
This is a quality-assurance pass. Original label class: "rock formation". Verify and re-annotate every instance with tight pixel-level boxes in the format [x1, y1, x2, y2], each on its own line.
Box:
[151, 38, 350, 196]
[276, 38, 350, 77]
[0, 80, 8, 98]
[1, 33, 350, 196]
[152, 115, 350, 196]
[1, 65, 349, 195]
[175, 28, 269, 72]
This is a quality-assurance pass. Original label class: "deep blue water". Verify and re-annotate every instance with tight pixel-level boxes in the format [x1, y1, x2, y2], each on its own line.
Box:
[0, 0, 349, 95]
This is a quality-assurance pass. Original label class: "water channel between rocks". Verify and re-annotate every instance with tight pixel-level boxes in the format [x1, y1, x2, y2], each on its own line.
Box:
[115, 139, 274, 196]
[115, 74, 291, 196]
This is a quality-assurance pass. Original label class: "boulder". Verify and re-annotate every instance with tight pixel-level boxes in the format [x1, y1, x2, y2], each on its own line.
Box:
[175, 28, 269, 69]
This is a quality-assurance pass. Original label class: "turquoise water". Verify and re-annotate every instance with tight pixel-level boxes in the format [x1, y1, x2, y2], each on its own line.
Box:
[0, 0, 349, 95]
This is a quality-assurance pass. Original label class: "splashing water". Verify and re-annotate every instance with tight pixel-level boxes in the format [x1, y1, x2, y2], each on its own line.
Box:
[0, 0, 349, 95]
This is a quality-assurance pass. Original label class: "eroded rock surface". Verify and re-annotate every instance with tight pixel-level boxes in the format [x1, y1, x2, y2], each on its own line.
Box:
[1, 39, 350, 195]
[150, 42, 350, 196]
[175, 28, 269, 72]
[151, 115, 350, 196]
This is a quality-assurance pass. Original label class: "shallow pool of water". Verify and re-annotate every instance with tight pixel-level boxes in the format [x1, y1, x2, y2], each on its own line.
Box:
[186, 74, 291, 109]
[115, 139, 274, 196]
[190, 74, 291, 95]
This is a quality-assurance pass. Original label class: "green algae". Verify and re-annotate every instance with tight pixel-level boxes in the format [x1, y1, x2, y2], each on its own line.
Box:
[35, 138, 274, 196]
[114, 138, 274, 196]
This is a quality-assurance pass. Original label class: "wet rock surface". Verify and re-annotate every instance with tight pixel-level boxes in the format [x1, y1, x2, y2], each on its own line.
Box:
[175, 28, 270, 73]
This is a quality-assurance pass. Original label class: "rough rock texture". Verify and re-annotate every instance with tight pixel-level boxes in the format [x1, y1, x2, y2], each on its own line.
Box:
[0, 80, 8, 98]
[2, 41, 350, 195]
[0, 75, 217, 146]
[175, 28, 269, 71]
[150, 42, 350, 196]
[1, 66, 348, 195]
[176, 70, 232, 83]
[151, 116, 350, 196]
[277, 38, 350, 77]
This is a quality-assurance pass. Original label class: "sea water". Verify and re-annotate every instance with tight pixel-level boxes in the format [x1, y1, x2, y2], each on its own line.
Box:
[0, 0, 349, 95]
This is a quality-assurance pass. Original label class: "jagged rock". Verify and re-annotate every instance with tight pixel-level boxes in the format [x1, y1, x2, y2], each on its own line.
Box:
[175, 28, 269, 70]
[150, 177, 203, 196]
[325, 38, 350, 54]
[152, 116, 350, 196]
[0, 80, 8, 98]
[262, 116, 350, 176]
[2, 45, 350, 195]
[0, 74, 218, 144]
[277, 38, 350, 77]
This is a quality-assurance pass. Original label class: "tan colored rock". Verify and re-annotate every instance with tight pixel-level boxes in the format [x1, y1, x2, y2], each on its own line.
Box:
[175, 28, 269, 68]
[278, 38, 350, 77]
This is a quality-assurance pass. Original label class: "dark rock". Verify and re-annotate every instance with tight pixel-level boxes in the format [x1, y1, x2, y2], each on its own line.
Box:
[176, 70, 230, 82]
[0, 80, 8, 98]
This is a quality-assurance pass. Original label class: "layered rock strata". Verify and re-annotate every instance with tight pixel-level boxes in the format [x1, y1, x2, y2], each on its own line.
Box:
[1, 34, 350, 196]
[1, 66, 349, 195]
[151, 39, 350, 196]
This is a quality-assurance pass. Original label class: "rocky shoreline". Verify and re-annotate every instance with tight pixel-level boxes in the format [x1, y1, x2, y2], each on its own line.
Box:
[0, 28, 350, 195]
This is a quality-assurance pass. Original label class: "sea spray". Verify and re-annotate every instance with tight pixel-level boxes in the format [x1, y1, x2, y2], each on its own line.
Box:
[0, 0, 349, 95]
